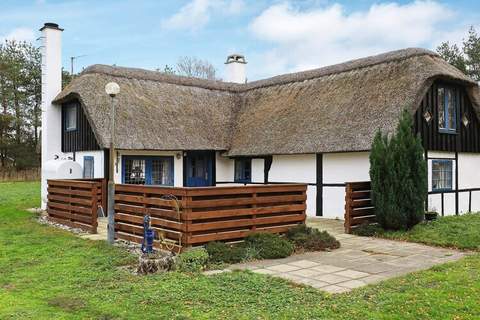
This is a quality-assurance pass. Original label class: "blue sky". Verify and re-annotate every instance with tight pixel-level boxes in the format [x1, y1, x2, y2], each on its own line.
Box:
[1, 0, 479, 80]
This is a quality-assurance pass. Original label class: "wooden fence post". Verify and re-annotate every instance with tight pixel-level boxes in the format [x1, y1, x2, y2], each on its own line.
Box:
[91, 183, 98, 233]
[344, 183, 352, 234]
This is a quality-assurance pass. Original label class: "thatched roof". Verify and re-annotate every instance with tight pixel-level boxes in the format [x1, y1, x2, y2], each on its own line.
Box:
[54, 48, 479, 155]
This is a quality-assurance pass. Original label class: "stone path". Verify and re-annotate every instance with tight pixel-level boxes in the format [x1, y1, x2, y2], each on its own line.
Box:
[223, 218, 466, 294]
[79, 217, 108, 241]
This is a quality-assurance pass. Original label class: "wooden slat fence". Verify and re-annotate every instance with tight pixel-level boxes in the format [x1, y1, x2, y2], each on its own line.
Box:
[114, 184, 307, 252]
[0, 167, 40, 182]
[344, 181, 375, 233]
[47, 179, 105, 233]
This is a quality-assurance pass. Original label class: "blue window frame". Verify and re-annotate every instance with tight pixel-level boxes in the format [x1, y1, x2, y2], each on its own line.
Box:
[83, 156, 94, 179]
[438, 86, 457, 133]
[65, 104, 77, 131]
[122, 156, 174, 186]
[234, 158, 251, 183]
[432, 159, 452, 191]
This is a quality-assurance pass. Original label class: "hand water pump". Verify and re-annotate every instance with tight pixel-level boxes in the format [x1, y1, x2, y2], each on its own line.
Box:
[141, 215, 155, 254]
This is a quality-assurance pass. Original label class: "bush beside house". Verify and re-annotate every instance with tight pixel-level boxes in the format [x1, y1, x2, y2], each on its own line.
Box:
[370, 110, 427, 231]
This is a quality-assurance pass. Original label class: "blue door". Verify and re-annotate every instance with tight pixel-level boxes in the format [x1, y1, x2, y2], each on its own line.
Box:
[185, 151, 215, 187]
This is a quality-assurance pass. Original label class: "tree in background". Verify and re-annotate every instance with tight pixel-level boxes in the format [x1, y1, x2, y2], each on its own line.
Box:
[175, 56, 218, 80]
[437, 26, 480, 81]
[0, 40, 41, 169]
[370, 110, 427, 230]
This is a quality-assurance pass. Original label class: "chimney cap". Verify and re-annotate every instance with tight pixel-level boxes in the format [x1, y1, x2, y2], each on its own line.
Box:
[39, 22, 64, 31]
[225, 53, 247, 64]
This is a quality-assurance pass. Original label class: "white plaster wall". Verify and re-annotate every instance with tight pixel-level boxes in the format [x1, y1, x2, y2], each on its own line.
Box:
[114, 150, 183, 187]
[458, 153, 480, 213]
[268, 154, 316, 217]
[323, 152, 370, 219]
[251, 158, 264, 183]
[64, 151, 105, 179]
[216, 153, 234, 182]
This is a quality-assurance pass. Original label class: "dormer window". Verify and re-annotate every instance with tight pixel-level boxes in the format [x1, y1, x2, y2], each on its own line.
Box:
[438, 86, 457, 133]
[65, 105, 77, 131]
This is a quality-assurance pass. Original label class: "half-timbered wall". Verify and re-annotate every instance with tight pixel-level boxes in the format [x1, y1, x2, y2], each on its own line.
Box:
[61, 100, 100, 152]
[414, 80, 480, 153]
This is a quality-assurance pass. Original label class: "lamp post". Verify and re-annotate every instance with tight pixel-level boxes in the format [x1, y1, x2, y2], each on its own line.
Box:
[105, 82, 120, 244]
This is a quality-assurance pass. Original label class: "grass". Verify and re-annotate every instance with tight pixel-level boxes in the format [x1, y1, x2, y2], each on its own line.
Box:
[376, 214, 480, 251]
[0, 182, 479, 319]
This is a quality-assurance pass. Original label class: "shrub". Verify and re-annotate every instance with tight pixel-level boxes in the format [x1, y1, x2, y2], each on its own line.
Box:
[175, 248, 209, 273]
[351, 223, 382, 237]
[370, 109, 427, 231]
[245, 233, 294, 259]
[205, 241, 245, 264]
[286, 225, 340, 251]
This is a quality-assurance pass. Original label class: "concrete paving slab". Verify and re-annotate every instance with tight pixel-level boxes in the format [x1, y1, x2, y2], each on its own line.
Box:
[224, 218, 466, 293]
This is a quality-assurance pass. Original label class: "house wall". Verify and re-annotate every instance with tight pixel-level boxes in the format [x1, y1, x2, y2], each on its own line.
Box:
[64, 150, 105, 179]
[268, 154, 317, 217]
[323, 152, 371, 219]
[113, 150, 183, 187]
[216, 152, 234, 182]
[427, 151, 480, 215]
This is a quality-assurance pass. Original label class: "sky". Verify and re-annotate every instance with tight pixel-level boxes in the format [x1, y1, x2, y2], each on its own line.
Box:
[1, 0, 479, 80]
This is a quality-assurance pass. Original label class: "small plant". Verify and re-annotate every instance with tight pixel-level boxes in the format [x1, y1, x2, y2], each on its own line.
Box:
[244, 233, 294, 259]
[175, 248, 209, 273]
[286, 224, 340, 251]
[205, 241, 245, 264]
[351, 223, 382, 237]
[424, 211, 438, 221]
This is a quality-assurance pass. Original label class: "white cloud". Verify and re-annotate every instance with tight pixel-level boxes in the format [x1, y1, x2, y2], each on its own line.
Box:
[162, 0, 245, 31]
[0, 27, 35, 43]
[248, 1, 458, 78]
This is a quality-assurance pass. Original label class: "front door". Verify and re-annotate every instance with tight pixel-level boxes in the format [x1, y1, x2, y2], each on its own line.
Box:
[184, 151, 215, 187]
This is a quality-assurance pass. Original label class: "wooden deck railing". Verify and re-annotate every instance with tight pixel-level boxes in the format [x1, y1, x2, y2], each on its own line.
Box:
[47, 179, 106, 233]
[344, 181, 375, 233]
[114, 184, 307, 252]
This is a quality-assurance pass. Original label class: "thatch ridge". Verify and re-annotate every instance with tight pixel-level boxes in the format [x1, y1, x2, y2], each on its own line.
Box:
[76, 48, 458, 93]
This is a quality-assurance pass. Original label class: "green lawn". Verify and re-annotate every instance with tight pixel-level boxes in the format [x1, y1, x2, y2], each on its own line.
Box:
[1, 182, 480, 319]
[377, 214, 480, 251]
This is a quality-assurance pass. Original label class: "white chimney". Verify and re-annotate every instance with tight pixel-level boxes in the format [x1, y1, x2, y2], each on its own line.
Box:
[225, 54, 247, 83]
[40, 22, 63, 209]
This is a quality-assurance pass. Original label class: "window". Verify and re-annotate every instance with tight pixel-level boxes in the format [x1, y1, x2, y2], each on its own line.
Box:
[123, 156, 174, 186]
[83, 156, 94, 179]
[65, 105, 77, 131]
[234, 158, 251, 183]
[432, 159, 453, 191]
[438, 86, 457, 133]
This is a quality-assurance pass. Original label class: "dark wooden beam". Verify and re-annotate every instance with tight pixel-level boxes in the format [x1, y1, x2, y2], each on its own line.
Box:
[316, 153, 323, 216]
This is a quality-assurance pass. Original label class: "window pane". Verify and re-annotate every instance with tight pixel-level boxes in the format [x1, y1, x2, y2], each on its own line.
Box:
[125, 159, 146, 184]
[83, 157, 94, 179]
[447, 89, 456, 130]
[432, 160, 452, 191]
[235, 158, 251, 182]
[438, 87, 445, 129]
[66, 106, 77, 130]
[152, 158, 173, 186]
